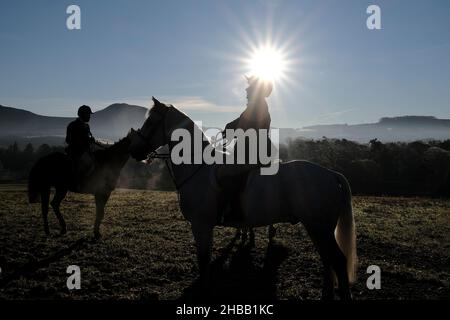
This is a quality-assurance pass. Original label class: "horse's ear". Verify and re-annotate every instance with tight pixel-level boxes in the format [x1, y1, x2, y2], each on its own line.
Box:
[128, 128, 135, 136]
[152, 96, 161, 105]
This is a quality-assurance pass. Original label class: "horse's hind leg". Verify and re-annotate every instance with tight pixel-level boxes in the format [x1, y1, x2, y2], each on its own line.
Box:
[328, 237, 352, 300]
[236, 228, 247, 243]
[94, 192, 110, 239]
[238, 228, 255, 247]
[306, 227, 336, 300]
[235, 228, 243, 241]
[50, 188, 67, 235]
[268, 225, 276, 243]
[41, 188, 50, 236]
[314, 230, 352, 300]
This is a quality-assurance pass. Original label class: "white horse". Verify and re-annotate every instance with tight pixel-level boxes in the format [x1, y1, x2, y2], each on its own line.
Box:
[128, 98, 357, 299]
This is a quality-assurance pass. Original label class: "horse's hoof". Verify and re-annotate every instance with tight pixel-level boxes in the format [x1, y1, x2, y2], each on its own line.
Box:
[338, 289, 353, 301]
[321, 290, 335, 301]
[321, 294, 335, 301]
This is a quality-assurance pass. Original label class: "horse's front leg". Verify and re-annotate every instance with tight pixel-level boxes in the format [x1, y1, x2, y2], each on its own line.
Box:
[94, 192, 110, 239]
[192, 224, 213, 289]
[235, 228, 243, 240]
[248, 228, 255, 247]
[50, 188, 68, 235]
[41, 189, 50, 236]
[268, 225, 276, 243]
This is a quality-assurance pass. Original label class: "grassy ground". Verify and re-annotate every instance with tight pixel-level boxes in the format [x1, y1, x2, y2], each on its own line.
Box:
[0, 185, 449, 300]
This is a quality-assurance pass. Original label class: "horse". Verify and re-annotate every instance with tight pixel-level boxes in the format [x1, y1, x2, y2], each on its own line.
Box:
[128, 97, 357, 300]
[27, 137, 131, 238]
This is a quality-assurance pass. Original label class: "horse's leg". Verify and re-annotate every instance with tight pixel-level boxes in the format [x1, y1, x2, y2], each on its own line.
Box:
[94, 192, 110, 239]
[314, 229, 352, 300]
[248, 228, 255, 247]
[305, 226, 335, 300]
[192, 224, 213, 288]
[50, 188, 67, 235]
[328, 237, 352, 300]
[241, 227, 248, 243]
[235, 228, 243, 240]
[268, 225, 276, 243]
[41, 188, 50, 236]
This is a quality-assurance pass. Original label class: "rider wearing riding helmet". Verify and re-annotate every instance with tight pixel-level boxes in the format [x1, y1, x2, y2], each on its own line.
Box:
[66, 105, 96, 189]
[218, 76, 274, 220]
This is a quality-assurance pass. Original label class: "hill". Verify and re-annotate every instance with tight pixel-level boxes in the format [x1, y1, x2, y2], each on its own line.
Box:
[1, 103, 450, 145]
[0, 103, 147, 146]
[279, 116, 450, 142]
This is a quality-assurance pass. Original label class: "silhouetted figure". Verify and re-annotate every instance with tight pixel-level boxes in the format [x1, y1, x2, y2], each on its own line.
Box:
[218, 76, 274, 222]
[224, 75, 272, 134]
[28, 137, 131, 238]
[66, 105, 96, 190]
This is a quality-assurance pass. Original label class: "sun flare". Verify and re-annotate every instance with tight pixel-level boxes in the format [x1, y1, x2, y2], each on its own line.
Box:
[247, 45, 288, 82]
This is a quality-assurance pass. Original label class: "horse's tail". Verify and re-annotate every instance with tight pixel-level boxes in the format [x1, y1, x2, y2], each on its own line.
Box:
[334, 173, 358, 284]
[28, 162, 41, 203]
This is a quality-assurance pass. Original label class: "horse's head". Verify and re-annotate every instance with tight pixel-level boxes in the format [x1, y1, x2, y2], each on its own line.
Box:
[129, 97, 170, 161]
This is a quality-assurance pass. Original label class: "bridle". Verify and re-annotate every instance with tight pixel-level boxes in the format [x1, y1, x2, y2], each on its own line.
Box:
[137, 106, 205, 191]
[135, 107, 169, 152]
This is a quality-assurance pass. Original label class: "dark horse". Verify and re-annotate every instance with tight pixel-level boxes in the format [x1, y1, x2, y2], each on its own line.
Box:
[28, 137, 131, 238]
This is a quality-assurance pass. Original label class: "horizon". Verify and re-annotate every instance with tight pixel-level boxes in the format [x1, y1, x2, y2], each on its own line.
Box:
[1, 0, 450, 128]
[3, 102, 450, 129]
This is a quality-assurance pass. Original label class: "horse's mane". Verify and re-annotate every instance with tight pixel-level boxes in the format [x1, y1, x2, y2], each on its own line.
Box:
[158, 103, 211, 150]
[94, 136, 130, 160]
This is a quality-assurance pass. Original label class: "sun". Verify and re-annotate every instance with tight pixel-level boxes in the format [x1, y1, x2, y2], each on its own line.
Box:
[247, 45, 288, 82]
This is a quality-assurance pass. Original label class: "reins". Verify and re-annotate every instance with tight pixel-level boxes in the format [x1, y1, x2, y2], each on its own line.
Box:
[140, 108, 206, 192]
[146, 151, 205, 191]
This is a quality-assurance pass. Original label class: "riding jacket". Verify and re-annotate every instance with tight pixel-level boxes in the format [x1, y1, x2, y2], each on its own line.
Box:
[66, 118, 94, 156]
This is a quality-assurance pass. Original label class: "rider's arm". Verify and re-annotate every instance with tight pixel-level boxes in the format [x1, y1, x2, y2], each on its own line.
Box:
[83, 124, 95, 143]
[65, 124, 72, 145]
[223, 117, 240, 138]
[66, 122, 82, 146]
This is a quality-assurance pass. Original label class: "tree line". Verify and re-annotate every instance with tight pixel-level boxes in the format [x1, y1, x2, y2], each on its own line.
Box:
[279, 138, 450, 196]
[1, 138, 450, 196]
[0, 142, 173, 191]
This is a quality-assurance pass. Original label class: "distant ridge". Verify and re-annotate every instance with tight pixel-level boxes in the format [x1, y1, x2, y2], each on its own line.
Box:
[1, 104, 450, 146]
[378, 116, 450, 127]
[288, 115, 450, 142]
[0, 103, 147, 144]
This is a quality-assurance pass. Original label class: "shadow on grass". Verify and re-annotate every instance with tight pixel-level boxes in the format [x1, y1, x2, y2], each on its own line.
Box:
[0, 237, 97, 288]
[180, 234, 289, 301]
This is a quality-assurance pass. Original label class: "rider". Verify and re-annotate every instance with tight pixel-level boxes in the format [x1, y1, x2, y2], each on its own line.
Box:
[224, 75, 272, 136]
[217, 76, 274, 221]
[66, 105, 96, 189]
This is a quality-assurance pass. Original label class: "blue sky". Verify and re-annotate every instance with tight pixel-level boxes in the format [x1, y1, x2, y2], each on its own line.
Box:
[1, 0, 449, 128]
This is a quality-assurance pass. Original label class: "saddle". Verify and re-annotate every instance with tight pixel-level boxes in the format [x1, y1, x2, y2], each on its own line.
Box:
[213, 157, 282, 225]
[212, 165, 255, 225]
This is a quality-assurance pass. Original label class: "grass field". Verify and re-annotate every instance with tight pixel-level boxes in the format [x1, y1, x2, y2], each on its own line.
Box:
[0, 185, 449, 300]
